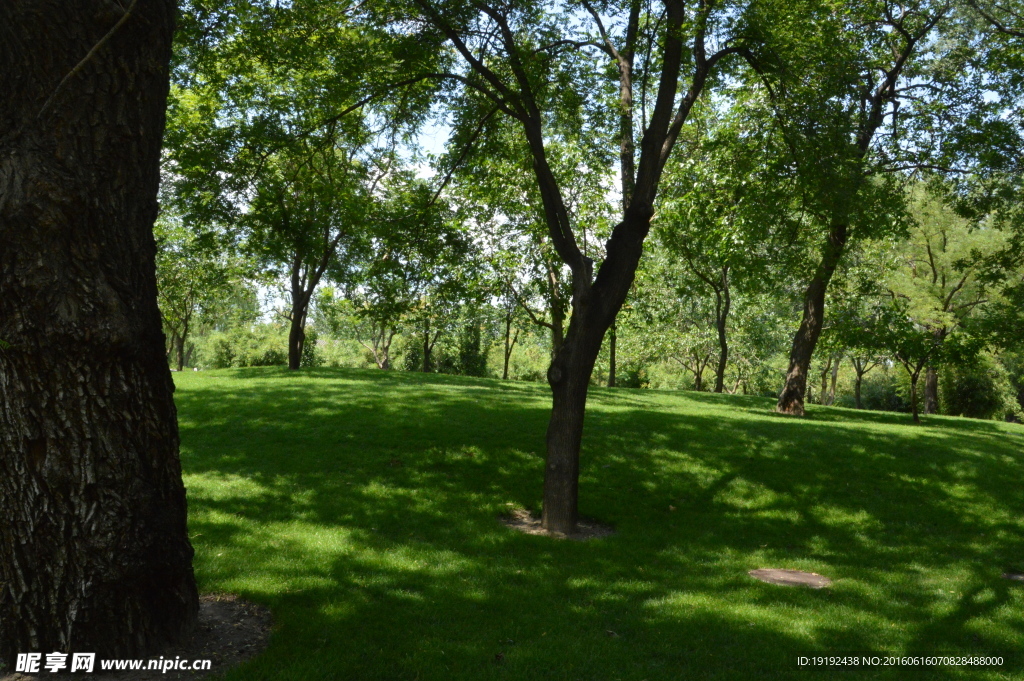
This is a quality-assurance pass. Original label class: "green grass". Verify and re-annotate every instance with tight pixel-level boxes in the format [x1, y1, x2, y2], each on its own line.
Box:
[173, 367, 1024, 680]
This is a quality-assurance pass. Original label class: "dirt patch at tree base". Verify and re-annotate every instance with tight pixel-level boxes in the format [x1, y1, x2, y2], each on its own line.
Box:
[1, 593, 272, 681]
[500, 508, 615, 540]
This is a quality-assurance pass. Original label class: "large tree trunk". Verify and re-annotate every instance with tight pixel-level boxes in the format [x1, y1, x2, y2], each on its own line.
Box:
[777, 222, 848, 415]
[0, 0, 198, 665]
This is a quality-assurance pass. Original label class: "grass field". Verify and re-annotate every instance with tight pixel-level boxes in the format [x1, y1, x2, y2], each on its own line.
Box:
[173, 367, 1024, 680]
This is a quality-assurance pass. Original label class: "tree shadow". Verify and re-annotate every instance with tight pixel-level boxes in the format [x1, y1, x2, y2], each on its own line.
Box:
[174, 368, 1024, 680]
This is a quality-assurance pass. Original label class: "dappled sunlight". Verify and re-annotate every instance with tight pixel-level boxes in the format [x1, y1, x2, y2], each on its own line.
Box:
[172, 368, 1024, 680]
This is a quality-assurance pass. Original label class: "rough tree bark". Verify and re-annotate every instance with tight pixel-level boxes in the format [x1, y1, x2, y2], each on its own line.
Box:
[0, 0, 198, 664]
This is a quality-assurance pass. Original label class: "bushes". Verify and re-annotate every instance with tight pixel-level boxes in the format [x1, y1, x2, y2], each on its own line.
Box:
[300, 327, 323, 368]
[940, 353, 1022, 421]
[845, 367, 909, 412]
[196, 325, 288, 369]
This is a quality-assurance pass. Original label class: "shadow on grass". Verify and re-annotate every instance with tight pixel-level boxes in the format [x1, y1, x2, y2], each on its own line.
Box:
[174, 368, 1024, 681]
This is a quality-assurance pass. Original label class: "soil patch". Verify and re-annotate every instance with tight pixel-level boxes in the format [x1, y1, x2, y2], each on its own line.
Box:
[2, 593, 272, 681]
[749, 568, 832, 588]
[1002, 572, 1024, 582]
[500, 508, 615, 540]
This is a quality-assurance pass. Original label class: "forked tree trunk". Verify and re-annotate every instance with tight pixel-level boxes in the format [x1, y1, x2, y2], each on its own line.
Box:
[0, 0, 198, 664]
[777, 222, 848, 415]
[540, 194, 654, 533]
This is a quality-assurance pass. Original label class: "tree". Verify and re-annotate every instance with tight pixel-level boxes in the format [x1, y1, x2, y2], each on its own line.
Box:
[655, 92, 804, 393]
[155, 217, 241, 371]
[748, 0, 983, 415]
[885, 189, 1008, 416]
[399, 0, 759, 533]
[0, 0, 197, 663]
[166, 0, 439, 370]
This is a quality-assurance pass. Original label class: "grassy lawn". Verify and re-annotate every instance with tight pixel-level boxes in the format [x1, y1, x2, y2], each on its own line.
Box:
[173, 367, 1024, 680]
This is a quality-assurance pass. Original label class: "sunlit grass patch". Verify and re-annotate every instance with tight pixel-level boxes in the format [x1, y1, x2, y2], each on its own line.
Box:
[174, 367, 1024, 680]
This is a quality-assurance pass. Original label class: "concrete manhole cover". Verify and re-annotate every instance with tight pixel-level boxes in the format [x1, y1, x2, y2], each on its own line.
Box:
[1002, 573, 1024, 582]
[749, 568, 832, 588]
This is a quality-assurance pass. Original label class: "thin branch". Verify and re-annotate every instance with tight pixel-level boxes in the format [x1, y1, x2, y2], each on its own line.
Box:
[38, 0, 139, 120]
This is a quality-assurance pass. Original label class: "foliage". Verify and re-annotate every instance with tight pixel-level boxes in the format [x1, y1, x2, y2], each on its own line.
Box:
[197, 325, 289, 369]
[300, 327, 323, 369]
[940, 352, 1023, 421]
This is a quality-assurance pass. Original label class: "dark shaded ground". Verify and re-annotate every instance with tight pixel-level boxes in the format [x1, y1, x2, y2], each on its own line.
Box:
[1, 594, 271, 681]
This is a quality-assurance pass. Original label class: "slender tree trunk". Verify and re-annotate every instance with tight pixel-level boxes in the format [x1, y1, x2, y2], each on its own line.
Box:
[0, 0, 197, 663]
[777, 222, 848, 415]
[910, 371, 921, 424]
[422, 316, 432, 372]
[819, 358, 831, 405]
[543, 307, 608, 534]
[502, 314, 513, 380]
[176, 333, 186, 372]
[713, 301, 729, 393]
[924, 365, 938, 414]
[287, 300, 307, 371]
[713, 269, 730, 393]
[175, 317, 190, 372]
[855, 371, 864, 409]
[607, 323, 617, 387]
[829, 356, 840, 405]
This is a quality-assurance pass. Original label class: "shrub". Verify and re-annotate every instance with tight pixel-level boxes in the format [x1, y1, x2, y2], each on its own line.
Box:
[940, 353, 1023, 421]
[615, 362, 650, 389]
[858, 367, 909, 412]
[301, 327, 323, 368]
[196, 325, 288, 369]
